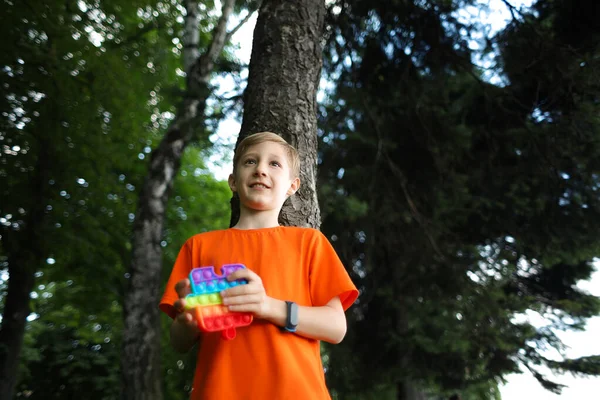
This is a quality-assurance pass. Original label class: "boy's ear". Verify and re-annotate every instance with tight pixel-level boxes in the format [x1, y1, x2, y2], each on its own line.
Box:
[286, 177, 300, 196]
[228, 173, 237, 192]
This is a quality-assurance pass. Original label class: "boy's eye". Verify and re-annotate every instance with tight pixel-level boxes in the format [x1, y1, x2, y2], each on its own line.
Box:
[270, 161, 281, 167]
[244, 159, 256, 165]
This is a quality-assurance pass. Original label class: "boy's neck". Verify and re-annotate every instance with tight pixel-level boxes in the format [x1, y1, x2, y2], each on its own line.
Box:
[232, 208, 281, 230]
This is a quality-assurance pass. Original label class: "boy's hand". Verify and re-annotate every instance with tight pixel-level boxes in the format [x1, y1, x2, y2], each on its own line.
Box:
[169, 278, 200, 353]
[173, 279, 199, 329]
[221, 268, 273, 319]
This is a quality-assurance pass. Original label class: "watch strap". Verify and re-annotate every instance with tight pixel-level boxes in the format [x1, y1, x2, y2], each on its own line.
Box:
[283, 301, 298, 333]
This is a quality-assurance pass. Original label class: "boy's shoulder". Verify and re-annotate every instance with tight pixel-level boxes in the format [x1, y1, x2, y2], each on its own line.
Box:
[184, 228, 230, 243]
[280, 226, 325, 239]
[280, 226, 331, 246]
[281, 225, 319, 234]
[177, 229, 228, 249]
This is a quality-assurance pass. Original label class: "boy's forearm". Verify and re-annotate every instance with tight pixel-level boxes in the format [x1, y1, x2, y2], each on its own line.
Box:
[170, 317, 200, 353]
[265, 298, 347, 344]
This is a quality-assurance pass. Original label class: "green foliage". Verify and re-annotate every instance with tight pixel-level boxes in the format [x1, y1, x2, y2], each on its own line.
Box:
[319, 0, 600, 398]
[0, 0, 185, 287]
[0, 0, 236, 397]
[163, 146, 233, 264]
[16, 282, 122, 399]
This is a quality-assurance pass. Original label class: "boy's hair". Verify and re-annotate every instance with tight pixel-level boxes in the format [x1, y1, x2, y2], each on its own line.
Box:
[232, 132, 300, 178]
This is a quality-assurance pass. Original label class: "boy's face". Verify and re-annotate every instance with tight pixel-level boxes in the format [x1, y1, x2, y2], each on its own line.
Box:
[228, 141, 300, 213]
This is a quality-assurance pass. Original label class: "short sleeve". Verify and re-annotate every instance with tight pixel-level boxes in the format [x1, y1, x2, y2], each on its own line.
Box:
[308, 230, 359, 310]
[159, 240, 193, 319]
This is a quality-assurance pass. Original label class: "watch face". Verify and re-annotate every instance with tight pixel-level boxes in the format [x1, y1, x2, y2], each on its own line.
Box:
[288, 301, 299, 327]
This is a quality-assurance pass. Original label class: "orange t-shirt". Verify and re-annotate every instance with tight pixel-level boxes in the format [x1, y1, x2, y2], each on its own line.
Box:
[159, 226, 359, 400]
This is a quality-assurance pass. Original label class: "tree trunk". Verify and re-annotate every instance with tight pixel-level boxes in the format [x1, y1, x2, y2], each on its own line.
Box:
[0, 146, 48, 400]
[120, 98, 205, 400]
[0, 260, 36, 400]
[120, 1, 244, 398]
[394, 258, 428, 400]
[397, 381, 429, 400]
[231, 0, 325, 228]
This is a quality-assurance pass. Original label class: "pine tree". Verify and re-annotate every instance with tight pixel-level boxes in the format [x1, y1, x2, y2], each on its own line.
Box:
[318, 0, 600, 398]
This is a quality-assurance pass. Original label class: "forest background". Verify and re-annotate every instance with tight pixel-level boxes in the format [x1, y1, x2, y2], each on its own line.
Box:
[1, 0, 599, 399]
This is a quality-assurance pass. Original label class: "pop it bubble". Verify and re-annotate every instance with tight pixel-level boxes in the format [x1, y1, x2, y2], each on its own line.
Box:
[184, 264, 253, 340]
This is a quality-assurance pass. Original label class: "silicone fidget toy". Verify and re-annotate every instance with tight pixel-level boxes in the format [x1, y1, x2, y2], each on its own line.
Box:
[184, 264, 253, 340]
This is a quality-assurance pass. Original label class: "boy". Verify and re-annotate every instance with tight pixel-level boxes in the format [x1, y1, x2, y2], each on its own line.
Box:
[159, 131, 358, 399]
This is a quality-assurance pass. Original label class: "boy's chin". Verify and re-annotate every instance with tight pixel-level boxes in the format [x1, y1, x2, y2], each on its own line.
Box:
[242, 202, 272, 211]
[241, 201, 286, 213]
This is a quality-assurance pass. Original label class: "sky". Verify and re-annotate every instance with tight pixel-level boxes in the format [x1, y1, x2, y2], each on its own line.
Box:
[501, 273, 600, 399]
[210, 1, 600, 398]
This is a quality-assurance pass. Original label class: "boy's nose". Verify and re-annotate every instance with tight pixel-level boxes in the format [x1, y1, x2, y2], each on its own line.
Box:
[254, 163, 267, 176]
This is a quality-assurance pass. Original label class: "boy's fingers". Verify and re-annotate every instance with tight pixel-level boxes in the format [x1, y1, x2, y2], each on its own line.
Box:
[176, 311, 194, 325]
[226, 269, 247, 281]
[223, 294, 261, 305]
[175, 279, 191, 298]
[222, 285, 244, 297]
[227, 268, 259, 282]
[228, 304, 258, 313]
[173, 298, 186, 312]
[222, 282, 260, 297]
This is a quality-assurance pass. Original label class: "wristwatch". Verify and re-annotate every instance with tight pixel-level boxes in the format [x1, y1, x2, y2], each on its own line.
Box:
[283, 301, 298, 333]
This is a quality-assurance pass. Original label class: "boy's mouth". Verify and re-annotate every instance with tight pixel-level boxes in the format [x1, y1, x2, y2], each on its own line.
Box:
[250, 182, 270, 189]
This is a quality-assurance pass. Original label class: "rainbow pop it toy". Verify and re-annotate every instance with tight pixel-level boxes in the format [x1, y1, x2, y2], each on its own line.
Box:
[184, 264, 253, 340]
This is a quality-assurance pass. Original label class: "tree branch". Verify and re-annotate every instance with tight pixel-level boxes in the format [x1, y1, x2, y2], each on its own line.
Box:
[360, 97, 444, 259]
[196, 0, 236, 79]
[183, 0, 201, 73]
[385, 155, 444, 258]
[225, 3, 261, 43]
[500, 0, 520, 22]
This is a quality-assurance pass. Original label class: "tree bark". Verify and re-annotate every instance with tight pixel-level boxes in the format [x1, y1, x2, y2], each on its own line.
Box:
[397, 381, 429, 400]
[0, 144, 48, 400]
[0, 260, 37, 400]
[120, 1, 243, 398]
[120, 102, 203, 400]
[231, 0, 325, 229]
[395, 267, 427, 400]
[0, 257, 37, 400]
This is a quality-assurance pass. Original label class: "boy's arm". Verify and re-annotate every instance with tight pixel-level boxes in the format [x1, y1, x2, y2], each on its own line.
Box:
[170, 279, 202, 353]
[265, 296, 347, 344]
[222, 269, 347, 344]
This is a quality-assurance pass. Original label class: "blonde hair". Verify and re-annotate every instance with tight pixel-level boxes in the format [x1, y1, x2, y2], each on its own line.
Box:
[232, 132, 300, 178]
